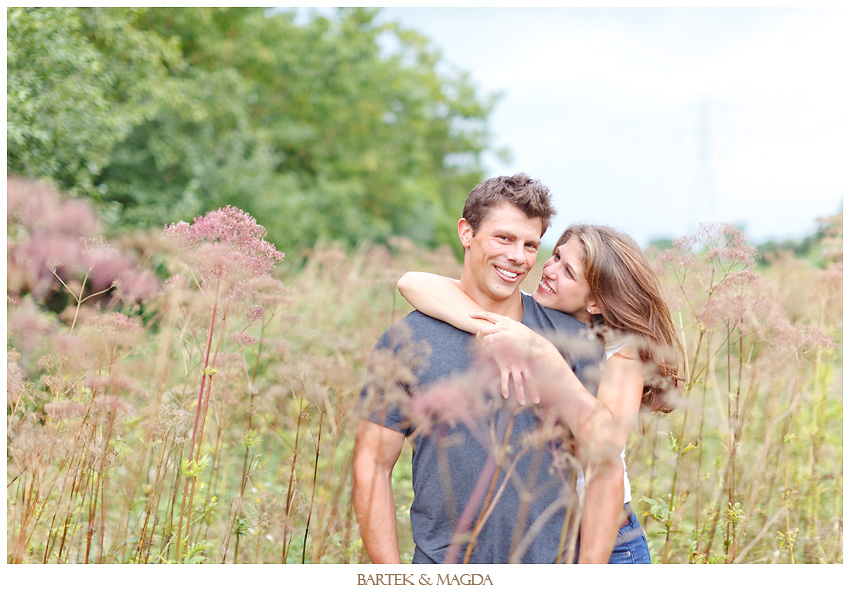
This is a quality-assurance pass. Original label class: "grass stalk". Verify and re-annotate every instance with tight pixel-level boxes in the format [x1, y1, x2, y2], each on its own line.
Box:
[302, 406, 325, 563]
[281, 393, 306, 563]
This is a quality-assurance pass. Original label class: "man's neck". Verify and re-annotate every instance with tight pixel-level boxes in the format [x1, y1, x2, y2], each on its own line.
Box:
[457, 278, 525, 321]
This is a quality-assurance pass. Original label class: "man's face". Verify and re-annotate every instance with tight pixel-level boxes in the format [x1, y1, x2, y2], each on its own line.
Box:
[458, 202, 543, 310]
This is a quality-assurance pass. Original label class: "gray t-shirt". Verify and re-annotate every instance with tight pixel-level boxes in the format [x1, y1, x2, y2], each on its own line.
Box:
[358, 293, 602, 564]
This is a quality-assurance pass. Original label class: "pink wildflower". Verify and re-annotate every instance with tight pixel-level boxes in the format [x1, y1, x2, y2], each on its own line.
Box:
[10, 232, 85, 298]
[94, 312, 143, 334]
[407, 366, 496, 435]
[231, 331, 258, 347]
[700, 270, 763, 332]
[45, 400, 88, 421]
[53, 332, 87, 359]
[7, 360, 25, 407]
[7, 299, 59, 355]
[242, 276, 291, 310]
[7, 178, 100, 237]
[164, 206, 285, 279]
[93, 394, 133, 419]
[7, 178, 158, 304]
[163, 274, 189, 291]
[85, 374, 143, 396]
[247, 305, 266, 323]
[678, 223, 758, 269]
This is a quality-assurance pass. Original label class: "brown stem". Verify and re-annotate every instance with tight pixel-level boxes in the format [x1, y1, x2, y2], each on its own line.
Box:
[462, 414, 515, 564]
[282, 393, 305, 563]
[302, 407, 325, 563]
[177, 281, 221, 562]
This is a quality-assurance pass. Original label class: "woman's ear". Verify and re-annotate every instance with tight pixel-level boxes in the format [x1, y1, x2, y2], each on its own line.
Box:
[458, 218, 473, 249]
[586, 301, 602, 315]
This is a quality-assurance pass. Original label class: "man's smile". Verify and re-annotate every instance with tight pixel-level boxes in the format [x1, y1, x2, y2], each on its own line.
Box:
[494, 265, 521, 281]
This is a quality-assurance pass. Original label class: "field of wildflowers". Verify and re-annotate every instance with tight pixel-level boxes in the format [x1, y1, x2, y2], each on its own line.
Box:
[6, 178, 842, 563]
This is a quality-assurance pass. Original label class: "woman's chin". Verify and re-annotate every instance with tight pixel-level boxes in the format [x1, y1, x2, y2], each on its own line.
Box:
[531, 288, 556, 308]
[532, 290, 583, 320]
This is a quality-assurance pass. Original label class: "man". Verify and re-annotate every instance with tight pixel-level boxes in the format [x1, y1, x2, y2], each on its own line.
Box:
[352, 173, 601, 564]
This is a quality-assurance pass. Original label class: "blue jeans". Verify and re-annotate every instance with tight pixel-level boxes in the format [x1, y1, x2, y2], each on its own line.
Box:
[607, 505, 651, 564]
[575, 504, 652, 564]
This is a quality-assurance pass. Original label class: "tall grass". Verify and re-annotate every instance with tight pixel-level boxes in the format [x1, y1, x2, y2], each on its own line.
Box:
[6, 179, 841, 563]
[633, 221, 843, 563]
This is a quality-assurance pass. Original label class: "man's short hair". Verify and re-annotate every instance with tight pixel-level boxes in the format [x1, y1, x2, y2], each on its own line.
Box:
[462, 173, 556, 236]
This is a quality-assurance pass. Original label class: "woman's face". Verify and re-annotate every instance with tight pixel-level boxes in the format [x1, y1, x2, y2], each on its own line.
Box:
[531, 235, 597, 323]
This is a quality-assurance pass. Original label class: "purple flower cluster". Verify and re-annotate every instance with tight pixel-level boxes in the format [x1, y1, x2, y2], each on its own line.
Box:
[7, 178, 160, 302]
[247, 305, 266, 323]
[94, 312, 143, 334]
[164, 206, 285, 290]
[657, 221, 838, 362]
[671, 222, 759, 269]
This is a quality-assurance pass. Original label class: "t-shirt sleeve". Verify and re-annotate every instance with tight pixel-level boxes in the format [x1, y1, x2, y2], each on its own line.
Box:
[356, 328, 415, 436]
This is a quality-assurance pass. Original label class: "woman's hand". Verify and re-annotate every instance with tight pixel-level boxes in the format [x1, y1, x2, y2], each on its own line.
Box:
[471, 311, 548, 406]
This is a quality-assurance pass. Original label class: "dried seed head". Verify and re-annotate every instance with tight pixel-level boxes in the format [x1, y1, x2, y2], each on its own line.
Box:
[45, 399, 88, 421]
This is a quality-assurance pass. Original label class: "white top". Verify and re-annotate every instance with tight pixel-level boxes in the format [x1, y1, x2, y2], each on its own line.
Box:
[574, 344, 632, 504]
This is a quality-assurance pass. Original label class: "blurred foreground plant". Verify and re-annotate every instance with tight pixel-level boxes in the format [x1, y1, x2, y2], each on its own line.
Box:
[7, 178, 841, 563]
[7, 178, 442, 563]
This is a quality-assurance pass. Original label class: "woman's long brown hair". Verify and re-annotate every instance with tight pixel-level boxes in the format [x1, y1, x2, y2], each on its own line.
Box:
[555, 224, 684, 413]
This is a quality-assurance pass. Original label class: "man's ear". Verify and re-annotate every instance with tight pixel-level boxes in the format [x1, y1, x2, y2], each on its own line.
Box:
[458, 218, 473, 249]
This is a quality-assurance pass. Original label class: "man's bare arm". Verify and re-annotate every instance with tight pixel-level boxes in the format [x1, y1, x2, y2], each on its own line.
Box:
[352, 419, 406, 563]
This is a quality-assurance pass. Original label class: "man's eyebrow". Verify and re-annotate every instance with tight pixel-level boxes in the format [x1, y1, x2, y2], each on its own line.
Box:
[491, 228, 541, 247]
[491, 228, 517, 239]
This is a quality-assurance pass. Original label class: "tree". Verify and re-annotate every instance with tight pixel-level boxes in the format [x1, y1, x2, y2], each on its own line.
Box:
[6, 7, 177, 198]
[8, 7, 500, 252]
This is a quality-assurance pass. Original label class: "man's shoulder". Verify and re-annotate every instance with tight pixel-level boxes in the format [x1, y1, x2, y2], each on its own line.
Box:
[521, 293, 585, 333]
[395, 309, 465, 333]
[375, 310, 467, 348]
[366, 310, 475, 395]
[521, 294, 604, 381]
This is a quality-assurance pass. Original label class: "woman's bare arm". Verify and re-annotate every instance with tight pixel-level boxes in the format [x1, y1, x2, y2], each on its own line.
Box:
[523, 340, 644, 562]
[578, 456, 626, 563]
[474, 313, 645, 563]
[575, 352, 643, 562]
[397, 272, 496, 335]
[468, 311, 644, 454]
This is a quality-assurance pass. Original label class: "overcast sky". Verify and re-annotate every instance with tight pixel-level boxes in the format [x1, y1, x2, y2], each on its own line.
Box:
[372, 6, 844, 247]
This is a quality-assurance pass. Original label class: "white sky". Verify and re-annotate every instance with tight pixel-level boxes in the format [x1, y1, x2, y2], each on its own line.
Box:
[372, 6, 845, 247]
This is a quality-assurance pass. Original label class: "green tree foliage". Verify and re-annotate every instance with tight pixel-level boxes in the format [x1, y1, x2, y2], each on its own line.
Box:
[756, 211, 842, 268]
[6, 7, 178, 198]
[7, 7, 498, 252]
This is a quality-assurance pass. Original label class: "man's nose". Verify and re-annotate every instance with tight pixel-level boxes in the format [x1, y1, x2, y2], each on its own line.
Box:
[506, 241, 525, 264]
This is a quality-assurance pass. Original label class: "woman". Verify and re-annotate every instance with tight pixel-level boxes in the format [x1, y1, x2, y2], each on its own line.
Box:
[397, 224, 684, 564]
